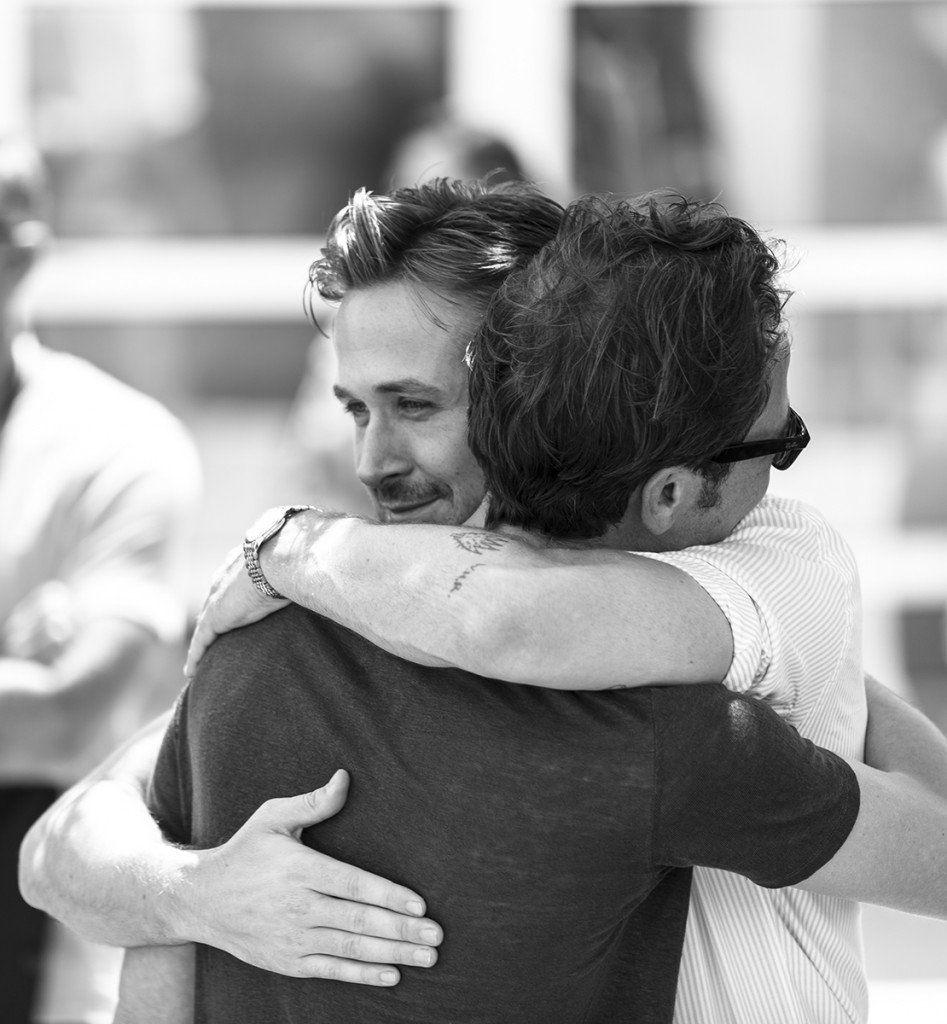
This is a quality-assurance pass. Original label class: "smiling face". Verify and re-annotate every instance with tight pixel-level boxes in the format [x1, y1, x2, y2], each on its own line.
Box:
[332, 280, 487, 526]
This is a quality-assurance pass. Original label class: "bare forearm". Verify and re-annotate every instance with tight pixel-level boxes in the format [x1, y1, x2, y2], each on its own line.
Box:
[114, 945, 195, 1024]
[18, 711, 199, 947]
[800, 759, 947, 919]
[800, 680, 947, 917]
[864, 674, 947, 800]
[260, 512, 731, 688]
[263, 514, 462, 668]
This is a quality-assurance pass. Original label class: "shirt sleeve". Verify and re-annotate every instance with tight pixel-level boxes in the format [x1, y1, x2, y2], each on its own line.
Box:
[640, 549, 769, 696]
[650, 684, 860, 888]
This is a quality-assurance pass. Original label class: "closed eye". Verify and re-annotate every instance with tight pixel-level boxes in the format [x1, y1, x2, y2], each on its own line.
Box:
[340, 399, 368, 422]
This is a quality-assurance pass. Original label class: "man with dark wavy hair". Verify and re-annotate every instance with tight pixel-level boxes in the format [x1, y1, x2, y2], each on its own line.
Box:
[22, 189, 947, 1023]
[471, 192, 786, 538]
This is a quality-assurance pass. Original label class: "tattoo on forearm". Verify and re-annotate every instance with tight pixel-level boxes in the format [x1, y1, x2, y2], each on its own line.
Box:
[450, 563, 486, 595]
[451, 531, 510, 555]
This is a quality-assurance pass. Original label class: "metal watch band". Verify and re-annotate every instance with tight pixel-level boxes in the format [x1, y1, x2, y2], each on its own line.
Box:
[242, 504, 316, 600]
[243, 538, 284, 599]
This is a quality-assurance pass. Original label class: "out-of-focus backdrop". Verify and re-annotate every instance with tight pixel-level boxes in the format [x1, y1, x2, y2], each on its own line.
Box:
[3, 0, 946, 1015]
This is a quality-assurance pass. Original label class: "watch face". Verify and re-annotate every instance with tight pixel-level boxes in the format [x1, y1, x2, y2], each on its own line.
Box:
[246, 506, 292, 545]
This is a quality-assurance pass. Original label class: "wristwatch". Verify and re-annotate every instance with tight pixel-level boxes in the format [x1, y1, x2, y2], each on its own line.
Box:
[243, 505, 316, 599]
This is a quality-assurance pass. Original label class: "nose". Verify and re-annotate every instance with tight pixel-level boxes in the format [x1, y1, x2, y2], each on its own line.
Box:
[355, 418, 413, 490]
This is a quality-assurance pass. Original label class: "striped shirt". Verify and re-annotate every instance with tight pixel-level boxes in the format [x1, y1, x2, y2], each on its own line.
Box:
[646, 494, 868, 1024]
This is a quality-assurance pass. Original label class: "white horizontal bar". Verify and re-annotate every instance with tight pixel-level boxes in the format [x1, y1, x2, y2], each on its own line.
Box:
[779, 226, 947, 312]
[25, 238, 325, 323]
[17, 0, 918, 8]
[852, 533, 947, 606]
[23, 226, 947, 323]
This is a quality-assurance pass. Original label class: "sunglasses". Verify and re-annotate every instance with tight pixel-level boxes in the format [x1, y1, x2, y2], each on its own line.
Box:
[710, 407, 810, 471]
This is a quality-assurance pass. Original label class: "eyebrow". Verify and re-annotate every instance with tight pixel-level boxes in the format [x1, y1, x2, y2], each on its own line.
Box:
[333, 379, 443, 402]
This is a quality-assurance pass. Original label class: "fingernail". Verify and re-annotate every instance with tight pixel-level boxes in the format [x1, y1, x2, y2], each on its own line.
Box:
[420, 926, 440, 944]
[406, 900, 424, 916]
[413, 949, 435, 967]
[380, 970, 399, 985]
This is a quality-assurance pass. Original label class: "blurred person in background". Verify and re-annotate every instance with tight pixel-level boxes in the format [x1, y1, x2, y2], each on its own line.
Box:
[383, 108, 526, 188]
[20, 181, 947, 1023]
[0, 138, 201, 1024]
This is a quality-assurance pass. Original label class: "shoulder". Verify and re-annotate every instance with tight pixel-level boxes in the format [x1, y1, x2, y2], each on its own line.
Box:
[737, 495, 860, 589]
[201, 605, 368, 677]
[651, 684, 801, 762]
[667, 494, 859, 593]
[28, 345, 199, 490]
[31, 345, 193, 445]
[650, 683, 856, 800]
[738, 494, 851, 553]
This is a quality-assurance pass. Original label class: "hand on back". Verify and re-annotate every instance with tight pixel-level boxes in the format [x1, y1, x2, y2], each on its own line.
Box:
[185, 769, 442, 984]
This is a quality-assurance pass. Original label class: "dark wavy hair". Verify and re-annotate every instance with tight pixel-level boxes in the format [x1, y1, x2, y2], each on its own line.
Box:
[469, 191, 790, 539]
[306, 178, 564, 323]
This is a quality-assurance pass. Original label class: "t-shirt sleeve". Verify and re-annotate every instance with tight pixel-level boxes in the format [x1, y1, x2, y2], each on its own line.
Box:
[146, 690, 194, 847]
[650, 685, 860, 888]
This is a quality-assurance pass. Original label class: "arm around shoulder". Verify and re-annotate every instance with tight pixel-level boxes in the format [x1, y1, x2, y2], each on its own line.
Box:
[261, 512, 732, 689]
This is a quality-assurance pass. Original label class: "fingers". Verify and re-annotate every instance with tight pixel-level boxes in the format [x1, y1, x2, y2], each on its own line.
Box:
[304, 895, 443, 949]
[235, 779, 437, 923]
[299, 851, 435, 922]
[293, 930, 439, 979]
[253, 773, 351, 835]
[293, 955, 404, 986]
[224, 906, 442, 984]
[184, 546, 243, 677]
[184, 619, 216, 678]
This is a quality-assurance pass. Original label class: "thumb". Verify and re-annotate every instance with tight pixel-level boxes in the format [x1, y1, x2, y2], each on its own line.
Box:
[261, 769, 351, 838]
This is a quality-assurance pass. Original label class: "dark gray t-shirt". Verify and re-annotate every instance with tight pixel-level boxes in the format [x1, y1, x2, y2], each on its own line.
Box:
[150, 605, 859, 1024]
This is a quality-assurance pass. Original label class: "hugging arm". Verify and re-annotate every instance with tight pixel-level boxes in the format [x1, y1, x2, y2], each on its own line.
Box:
[656, 685, 947, 919]
[19, 709, 172, 942]
[861, 673, 947, 798]
[113, 946, 195, 1024]
[186, 510, 732, 689]
[19, 716, 442, 983]
[797, 757, 947, 917]
[793, 677, 947, 915]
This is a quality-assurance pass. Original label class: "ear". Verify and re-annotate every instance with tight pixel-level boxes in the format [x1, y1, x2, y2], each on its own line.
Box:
[640, 466, 705, 536]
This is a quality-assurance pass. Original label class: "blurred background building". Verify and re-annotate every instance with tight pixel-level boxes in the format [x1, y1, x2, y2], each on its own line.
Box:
[1, 0, 945, 1016]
